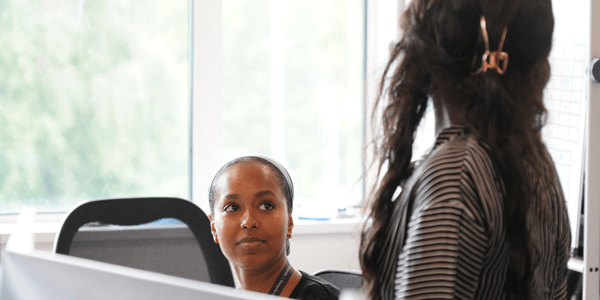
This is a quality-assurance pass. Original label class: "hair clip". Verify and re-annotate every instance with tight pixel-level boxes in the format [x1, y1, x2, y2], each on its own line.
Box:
[472, 16, 509, 75]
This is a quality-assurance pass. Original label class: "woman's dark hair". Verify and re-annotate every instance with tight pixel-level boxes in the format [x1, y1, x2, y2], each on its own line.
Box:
[360, 0, 554, 299]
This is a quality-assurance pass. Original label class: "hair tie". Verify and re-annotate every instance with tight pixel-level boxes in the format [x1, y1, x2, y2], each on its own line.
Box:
[472, 16, 509, 75]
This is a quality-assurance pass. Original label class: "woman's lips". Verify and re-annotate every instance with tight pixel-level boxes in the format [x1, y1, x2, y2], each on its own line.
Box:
[236, 237, 266, 245]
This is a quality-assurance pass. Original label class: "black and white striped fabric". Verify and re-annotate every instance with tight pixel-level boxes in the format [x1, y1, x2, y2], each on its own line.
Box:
[377, 126, 571, 300]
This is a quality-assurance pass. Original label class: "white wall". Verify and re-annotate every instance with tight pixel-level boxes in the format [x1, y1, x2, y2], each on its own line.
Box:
[289, 221, 362, 273]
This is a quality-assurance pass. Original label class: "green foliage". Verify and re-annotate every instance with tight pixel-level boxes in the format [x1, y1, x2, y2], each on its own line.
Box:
[0, 0, 189, 213]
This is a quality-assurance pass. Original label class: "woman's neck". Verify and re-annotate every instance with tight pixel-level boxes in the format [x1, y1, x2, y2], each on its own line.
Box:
[432, 97, 464, 135]
[234, 255, 290, 294]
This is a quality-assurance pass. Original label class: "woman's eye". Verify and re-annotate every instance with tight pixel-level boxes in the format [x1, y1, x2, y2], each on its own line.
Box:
[258, 203, 275, 211]
[223, 204, 239, 212]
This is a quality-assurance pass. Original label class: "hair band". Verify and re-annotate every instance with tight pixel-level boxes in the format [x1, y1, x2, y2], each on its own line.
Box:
[472, 16, 509, 75]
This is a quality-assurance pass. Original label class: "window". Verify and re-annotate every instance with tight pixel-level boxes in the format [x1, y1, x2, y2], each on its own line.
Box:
[220, 0, 365, 219]
[1, 0, 368, 220]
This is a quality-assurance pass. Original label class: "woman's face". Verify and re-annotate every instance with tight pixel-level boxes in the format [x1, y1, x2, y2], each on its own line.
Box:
[209, 161, 293, 271]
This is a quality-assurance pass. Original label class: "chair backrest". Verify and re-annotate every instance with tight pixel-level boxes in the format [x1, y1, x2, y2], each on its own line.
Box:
[313, 269, 362, 291]
[53, 197, 234, 287]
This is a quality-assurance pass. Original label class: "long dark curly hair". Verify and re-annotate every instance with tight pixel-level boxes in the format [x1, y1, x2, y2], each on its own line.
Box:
[360, 0, 555, 299]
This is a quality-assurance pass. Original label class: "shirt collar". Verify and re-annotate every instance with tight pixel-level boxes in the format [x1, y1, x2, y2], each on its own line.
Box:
[433, 125, 468, 150]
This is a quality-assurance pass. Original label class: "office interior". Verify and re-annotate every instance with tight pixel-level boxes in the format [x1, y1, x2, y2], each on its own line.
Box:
[1, 0, 599, 299]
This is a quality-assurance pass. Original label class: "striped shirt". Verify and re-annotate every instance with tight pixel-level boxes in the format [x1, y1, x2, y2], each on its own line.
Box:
[378, 126, 571, 300]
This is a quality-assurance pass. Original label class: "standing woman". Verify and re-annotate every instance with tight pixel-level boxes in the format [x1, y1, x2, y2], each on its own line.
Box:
[360, 0, 571, 299]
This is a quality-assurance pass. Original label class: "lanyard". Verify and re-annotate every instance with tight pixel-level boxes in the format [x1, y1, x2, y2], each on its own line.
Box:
[268, 262, 293, 296]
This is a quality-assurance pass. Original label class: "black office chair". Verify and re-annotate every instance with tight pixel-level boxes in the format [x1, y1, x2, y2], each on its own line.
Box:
[313, 269, 362, 291]
[54, 197, 234, 287]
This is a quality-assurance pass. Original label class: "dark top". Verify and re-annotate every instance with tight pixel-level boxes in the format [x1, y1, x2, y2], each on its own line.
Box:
[289, 271, 340, 300]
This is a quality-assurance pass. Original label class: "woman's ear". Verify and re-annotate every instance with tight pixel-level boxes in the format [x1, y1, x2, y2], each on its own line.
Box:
[208, 214, 219, 244]
[287, 213, 294, 238]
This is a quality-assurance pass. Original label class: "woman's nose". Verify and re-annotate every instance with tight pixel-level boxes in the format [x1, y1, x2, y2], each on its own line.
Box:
[241, 210, 259, 229]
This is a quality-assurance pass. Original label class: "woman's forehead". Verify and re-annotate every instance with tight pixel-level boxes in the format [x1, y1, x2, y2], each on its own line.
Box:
[216, 161, 281, 192]
[227, 161, 275, 178]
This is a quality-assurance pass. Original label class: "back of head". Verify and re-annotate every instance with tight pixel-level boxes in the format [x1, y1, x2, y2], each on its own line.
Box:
[362, 1, 555, 299]
[402, 0, 553, 137]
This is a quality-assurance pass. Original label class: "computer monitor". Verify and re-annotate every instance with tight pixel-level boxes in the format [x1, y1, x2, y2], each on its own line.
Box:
[0, 249, 279, 300]
[0, 209, 273, 300]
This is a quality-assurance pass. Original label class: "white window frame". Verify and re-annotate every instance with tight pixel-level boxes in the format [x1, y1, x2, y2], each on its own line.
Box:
[190, 0, 223, 214]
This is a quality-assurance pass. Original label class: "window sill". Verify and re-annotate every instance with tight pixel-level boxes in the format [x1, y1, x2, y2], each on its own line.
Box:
[0, 217, 364, 248]
[293, 218, 364, 235]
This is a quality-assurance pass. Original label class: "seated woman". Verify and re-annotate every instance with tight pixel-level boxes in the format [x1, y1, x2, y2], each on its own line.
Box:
[208, 155, 340, 300]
